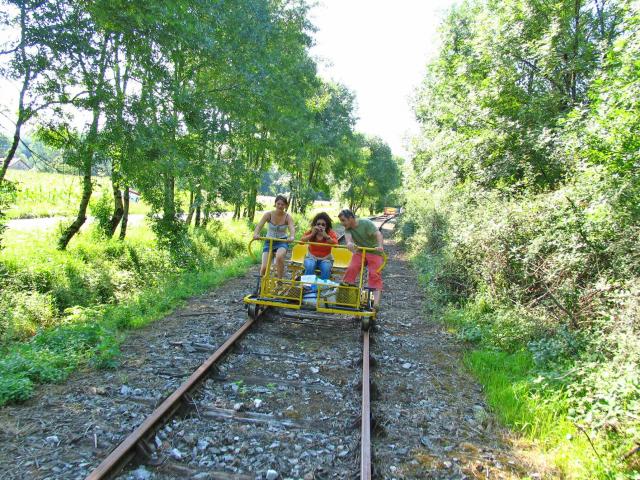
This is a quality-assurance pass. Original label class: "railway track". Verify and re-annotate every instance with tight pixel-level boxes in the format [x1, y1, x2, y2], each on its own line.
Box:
[85, 310, 373, 479]
[85, 217, 395, 480]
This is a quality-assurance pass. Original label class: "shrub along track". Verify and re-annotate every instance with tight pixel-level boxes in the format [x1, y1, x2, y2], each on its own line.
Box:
[0, 221, 547, 479]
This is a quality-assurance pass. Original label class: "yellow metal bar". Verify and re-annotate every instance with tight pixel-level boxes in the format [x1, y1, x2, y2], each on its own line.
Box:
[357, 248, 366, 309]
[261, 239, 274, 298]
[316, 306, 374, 317]
[243, 296, 302, 310]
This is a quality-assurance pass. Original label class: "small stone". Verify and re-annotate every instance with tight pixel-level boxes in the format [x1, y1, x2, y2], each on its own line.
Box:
[169, 448, 183, 460]
[472, 405, 489, 425]
[233, 402, 243, 411]
[132, 466, 152, 480]
[133, 388, 143, 396]
[401, 362, 412, 369]
[45, 436, 59, 445]
[231, 384, 239, 393]
[266, 470, 279, 480]
[443, 461, 452, 468]
[310, 366, 319, 374]
[197, 439, 210, 451]
[120, 385, 132, 396]
[253, 399, 263, 408]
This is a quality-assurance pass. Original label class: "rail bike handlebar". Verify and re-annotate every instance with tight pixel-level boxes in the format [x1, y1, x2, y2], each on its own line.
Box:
[248, 237, 387, 273]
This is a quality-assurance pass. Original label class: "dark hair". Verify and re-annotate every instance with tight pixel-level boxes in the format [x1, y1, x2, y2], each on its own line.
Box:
[311, 212, 333, 231]
[338, 209, 355, 219]
[274, 194, 289, 206]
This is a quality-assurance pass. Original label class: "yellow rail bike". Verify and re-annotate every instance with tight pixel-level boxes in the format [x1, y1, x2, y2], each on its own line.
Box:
[244, 237, 387, 330]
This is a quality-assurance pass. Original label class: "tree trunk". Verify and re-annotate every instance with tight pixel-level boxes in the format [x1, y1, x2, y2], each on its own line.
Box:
[185, 189, 195, 226]
[58, 108, 100, 250]
[108, 180, 124, 237]
[201, 196, 210, 228]
[119, 186, 129, 240]
[163, 173, 175, 222]
[0, 5, 31, 186]
[58, 157, 93, 250]
[1, 118, 24, 186]
[195, 204, 201, 227]
[246, 183, 258, 220]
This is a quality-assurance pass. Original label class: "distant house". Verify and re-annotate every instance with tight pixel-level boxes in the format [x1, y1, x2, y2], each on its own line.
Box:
[128, 189, 141, 203]
[8, 158, 30, 170]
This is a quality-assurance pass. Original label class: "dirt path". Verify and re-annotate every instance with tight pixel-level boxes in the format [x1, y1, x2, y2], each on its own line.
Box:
[0, 222, 545, 479]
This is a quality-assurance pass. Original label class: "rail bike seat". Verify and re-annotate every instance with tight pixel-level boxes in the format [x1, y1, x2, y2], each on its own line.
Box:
[331, 246, 352, 271]
[287, 242, 308, 279]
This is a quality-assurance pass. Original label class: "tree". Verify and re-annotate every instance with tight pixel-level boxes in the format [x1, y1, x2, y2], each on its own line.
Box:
[334, 134, 401, 214]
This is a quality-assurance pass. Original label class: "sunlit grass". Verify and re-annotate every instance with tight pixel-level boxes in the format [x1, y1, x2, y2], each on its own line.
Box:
[5, 170, 150, 219]
[461, 343, 632, 479]
[0, 218, 260, 406]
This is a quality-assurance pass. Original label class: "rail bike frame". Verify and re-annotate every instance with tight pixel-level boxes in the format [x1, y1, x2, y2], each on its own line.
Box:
[244, 237, 387, 326]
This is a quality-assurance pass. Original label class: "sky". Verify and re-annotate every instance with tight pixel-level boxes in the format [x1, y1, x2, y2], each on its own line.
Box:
[310, 0, 458, 159]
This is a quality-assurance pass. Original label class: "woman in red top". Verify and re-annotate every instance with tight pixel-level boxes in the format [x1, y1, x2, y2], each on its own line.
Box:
[300, 212, 338, 280]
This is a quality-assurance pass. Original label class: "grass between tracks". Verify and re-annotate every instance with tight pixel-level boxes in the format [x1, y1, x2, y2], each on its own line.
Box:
[0, 219, 261, 406]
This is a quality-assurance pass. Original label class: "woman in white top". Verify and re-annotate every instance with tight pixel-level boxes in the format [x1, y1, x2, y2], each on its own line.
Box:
[253, 195, 295, 278]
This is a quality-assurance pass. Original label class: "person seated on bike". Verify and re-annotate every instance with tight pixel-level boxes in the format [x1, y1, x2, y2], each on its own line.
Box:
[337, 209, 384, 308]
[253, 195, 295, 278]
[300, 212, 338, 280]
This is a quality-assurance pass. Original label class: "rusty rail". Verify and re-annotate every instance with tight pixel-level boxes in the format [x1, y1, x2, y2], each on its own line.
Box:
[86, 317, 257, 480]
[361, 330, 372, 479]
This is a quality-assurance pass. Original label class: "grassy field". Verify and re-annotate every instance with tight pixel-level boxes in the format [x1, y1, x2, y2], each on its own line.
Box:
[0, 216, 261, 405]
[4, 170, 150, 219]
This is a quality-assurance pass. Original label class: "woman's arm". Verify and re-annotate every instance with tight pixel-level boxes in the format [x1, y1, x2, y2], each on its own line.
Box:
[324, 230, 338, 244]
[253, 212, 269, 239]
[287, 213, 296, 241]
[300, 229, 314, 242]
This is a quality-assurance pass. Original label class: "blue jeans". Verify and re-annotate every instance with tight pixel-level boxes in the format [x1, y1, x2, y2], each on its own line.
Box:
[304, 257, 332, 280]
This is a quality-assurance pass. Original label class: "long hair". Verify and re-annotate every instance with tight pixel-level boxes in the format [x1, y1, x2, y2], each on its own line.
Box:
[311, 211, 333, 232]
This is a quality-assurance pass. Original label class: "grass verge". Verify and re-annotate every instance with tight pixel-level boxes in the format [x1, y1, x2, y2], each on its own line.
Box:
[0, 253, 258, 406]
[445, 311, 638, 479]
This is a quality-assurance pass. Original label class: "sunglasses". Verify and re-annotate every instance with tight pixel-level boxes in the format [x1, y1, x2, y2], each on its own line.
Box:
[315, 222, 326, 226]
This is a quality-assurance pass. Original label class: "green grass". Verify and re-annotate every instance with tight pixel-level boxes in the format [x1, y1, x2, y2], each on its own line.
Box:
[4, 170, 150, 219]
[0, 217, 261, 406]
[447, 318, 638, 479]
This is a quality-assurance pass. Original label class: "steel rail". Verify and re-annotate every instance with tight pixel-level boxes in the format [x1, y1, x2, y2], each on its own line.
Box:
[85, 317, 257, 480]
[361, 330, 372, 480]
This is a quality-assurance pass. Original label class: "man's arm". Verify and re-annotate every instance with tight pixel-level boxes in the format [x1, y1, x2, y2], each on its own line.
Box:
[375, 229, 384, 252]
[344, 232, 356, 252]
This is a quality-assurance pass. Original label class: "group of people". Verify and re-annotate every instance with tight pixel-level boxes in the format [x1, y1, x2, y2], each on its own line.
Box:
[252, 195, 384, 308]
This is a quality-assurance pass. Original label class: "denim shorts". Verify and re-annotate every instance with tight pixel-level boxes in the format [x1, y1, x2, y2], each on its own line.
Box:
[262, 239, 289, 253]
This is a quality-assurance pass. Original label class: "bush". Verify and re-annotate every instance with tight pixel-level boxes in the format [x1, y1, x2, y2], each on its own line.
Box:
[0, 290, 57, 342]
[402, 168, 640, 473]
[89, 189, 114, 237]
[0, 180, 17, 249]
